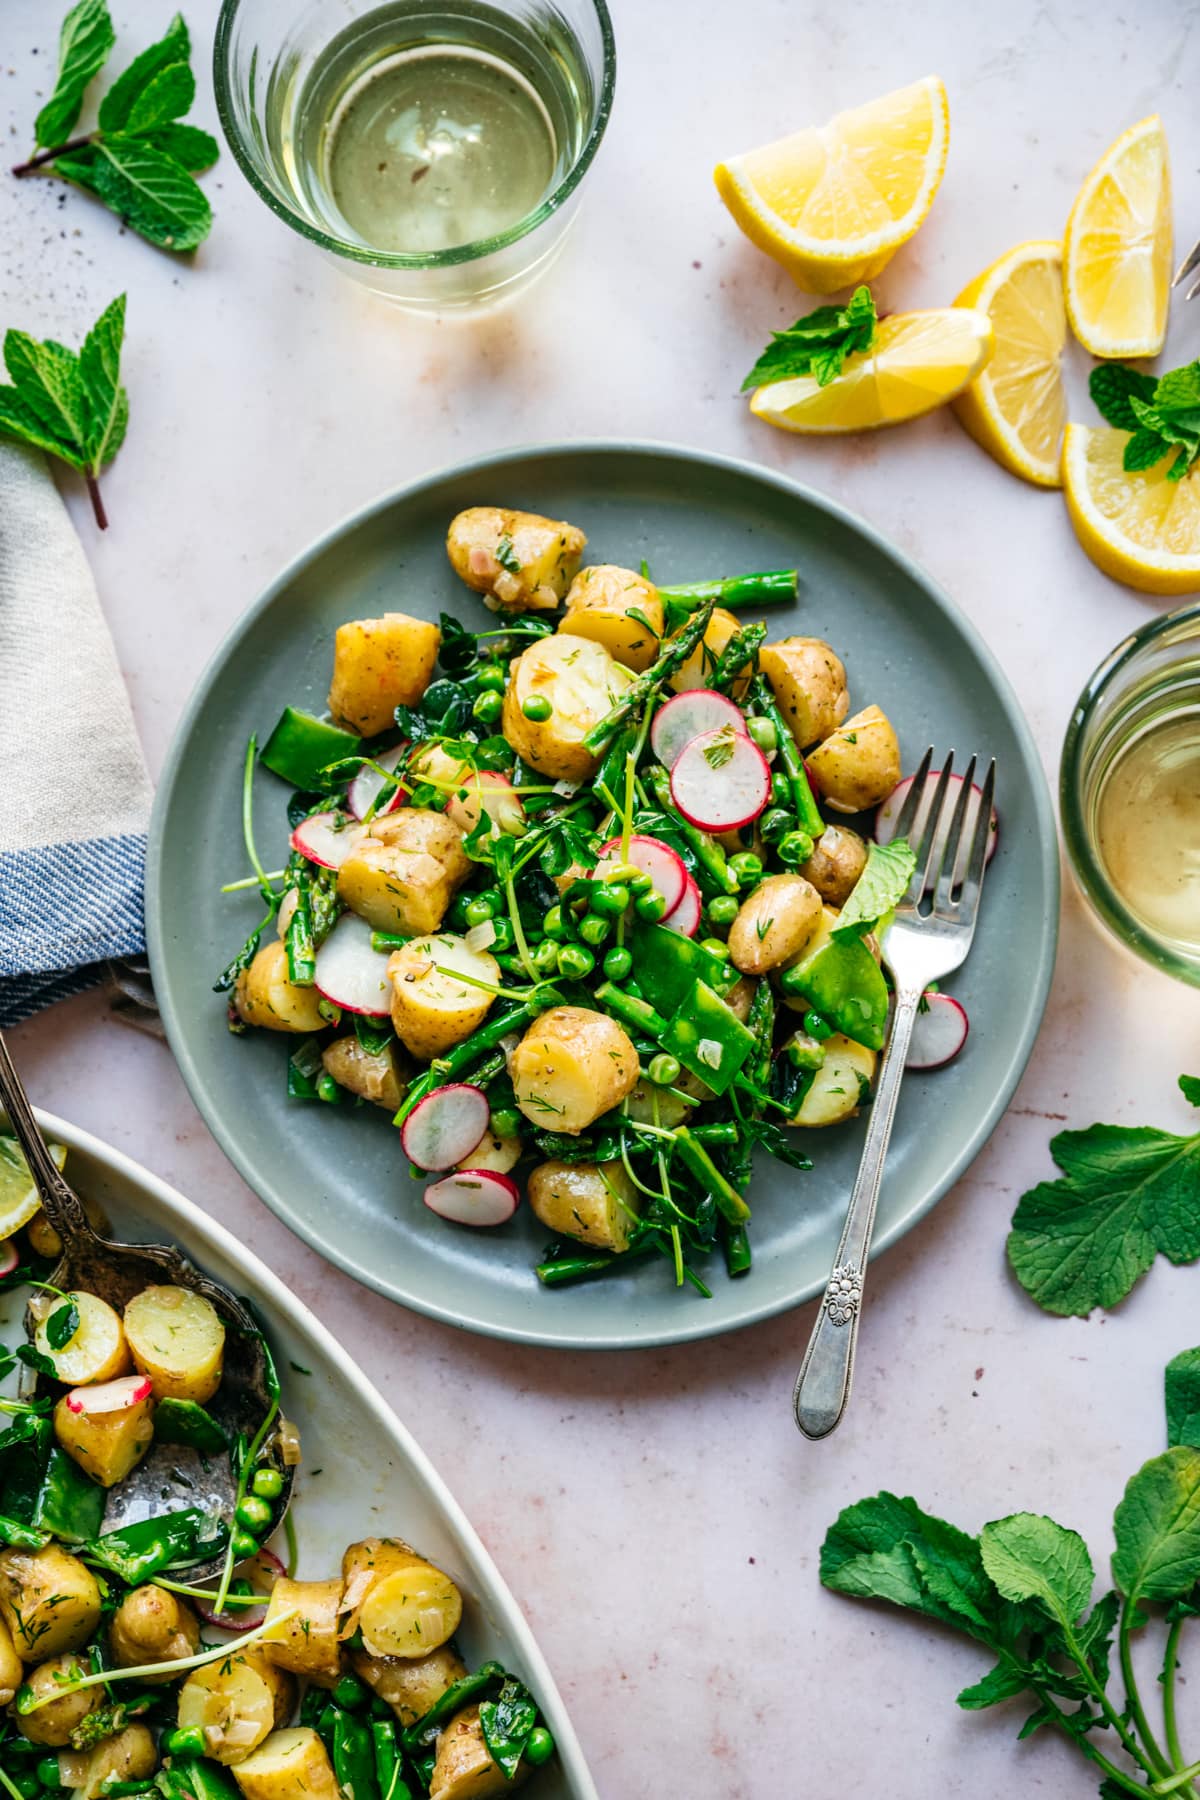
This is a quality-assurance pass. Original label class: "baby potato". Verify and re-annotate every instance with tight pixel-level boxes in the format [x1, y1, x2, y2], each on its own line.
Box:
[340, 1537, 417, 1623]
[799, 824, 870, 906]
[74, 1725, 157, 1799]
[17, 1654, 101, 1745]
[669, 606, 751, 698]
[431, 1705, 529, 1800]
[760, 636, 849, 748]
[321, 1035, 410, 1110]
[355, 1554, 462, 1661]
[788, 1033, 877, 1127]
[446, 506, 586, 613]
[275, 889, 299, 942]
[807, 705, 901, 813]
[388, 934, 500, 1061]
[338, 809, 470, 937]
[0, 1545, 103, 1660]
[54, 1387, 155, 1489]
[502, 635, 634, 782]
[328, 612, 441, 736]
[511, 1006, 639, 1135]
[352, 1645, 468, 1727]
[232, 1728, 340, 1800]
[728, 874, 823, 976]
[25, 1211, 63, 1261]
[33, 1290, 129, 1387]
[560, 565, 663, 672]
[110, 1585, 200, 1679]
[234, 942, 327, 1034]
[261, 1577, 343, 1686]
[0, 1616, 22, 1704]
[456, 1127, 521, 1175]
[622, 1078, 691, 1129]
[123, 1285, 225, 1403]
[178, 1650, 295, 1766]
[527, 1160, 638, 1253]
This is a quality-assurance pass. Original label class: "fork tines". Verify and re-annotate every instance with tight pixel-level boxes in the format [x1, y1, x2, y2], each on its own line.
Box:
[1174, 238, 1200, 301]
[891, 748, 997, 910]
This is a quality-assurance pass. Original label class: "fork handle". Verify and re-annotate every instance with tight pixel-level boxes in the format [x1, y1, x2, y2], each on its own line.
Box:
[793, 986, 922, 1439]
[0, 1031, 93, 1244]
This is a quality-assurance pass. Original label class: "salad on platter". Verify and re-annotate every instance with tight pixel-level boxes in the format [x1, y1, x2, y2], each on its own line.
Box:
[219, 505, 994, 1298]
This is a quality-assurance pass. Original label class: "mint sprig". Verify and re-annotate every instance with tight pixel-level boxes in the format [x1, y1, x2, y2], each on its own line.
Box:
[1090, 361, 1200, 482]
[0, 295, 129, 528]
[13, 4, 217, 254]
[741, 286, 877, 393]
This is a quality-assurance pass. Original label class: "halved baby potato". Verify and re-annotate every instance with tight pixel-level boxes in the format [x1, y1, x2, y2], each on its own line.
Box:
[0, 1545, 103, 1660]
[235, 942, 328, 1034]
[760, 636, 849, 748]
[70, 1725, 157, 1800]
[456, 1127, 522, 1176]
[388, 934, 500, 1061]
[232, 1728, 340, 1800]
[340, 1538, 462, 1660]
[328, 612, 441, 736]
[177, 1649, 295, 1766]
[527, 1160, 639, 1253]
[446, 507, 586, 614]
[352, 1644, 468, 1728]
[321, 1035, 410, 1111]
[123, 1285, 225, 1403]
[0, 1617, 22, 1705]
[431, 1705, 529, 1800]
[54, 1382, 155, 1488]
[502, 635, 634, 782]
[262, 1577, 343, 1686]
[338, 809, 471, 938]
[560, 564, 663, 671]
[668, 606, 752, 698]
[33, 1290, 129, 1387]
[806, 705, 901, 813]
[787, 1033, 877, 1127]
[511, 1007, 639, 1135]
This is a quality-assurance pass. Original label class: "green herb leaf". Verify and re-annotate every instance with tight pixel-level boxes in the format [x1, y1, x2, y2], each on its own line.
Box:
[88, 136, 212, 251]
[35, 0, 115, 148]
[1091, 361, 1200, 482]
[137, 121, 218, 171]
[0, 388, 85, 466]
[954, 1659, 1031, 1711]
[820, 1492, 997, 1637]
[123, 60, 195, 133]
[1111, 1446, 1200, 1602]
[0, 297, 127, 525]
[741, 286, 878, 392]
[979, 1514, 1094, 1627]
[3, 331, 88, 448]
[495, 534, 521, 574]
[834, 838, 916, 940]
[1123, 426, 1169, 473]
[79, 293, 127, 473]
[1165, 1347, 1200, 1450]
[97, 13, 189, 131]
[1089, 363, 1158, 432]
[45, 1302, 80, 1351]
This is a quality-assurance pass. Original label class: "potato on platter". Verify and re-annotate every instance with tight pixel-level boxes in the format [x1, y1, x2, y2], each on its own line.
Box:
[32, 1290, 129, 1387]
[798, 824, 870, 906]
[0, 1617, 22, 1705]
[787, 1033, 877, 1127]
[669, 606, 751, 698]
[234, 942, 328, 1034]
[25, 1211, 63, 1261]
[388, 934, 500, 1060]
[177, 1649, 295, 1766]
[622, 1078, 691, 1129]
[727, 873, 823, 976]
[0, 1545, 103, 1659]
[340, 1538, 462, 1660]
[446, 507, 586, 613]
[16, 1654, 101, 1745]
[338, 809, 470, 937]
[501, 635, 633, 782]
[559, 564, 663, 671]
[123, 1284, 225, 1403]
[70, 1725, 157, 1799]
[431, 1705, 530, 1800]
[232, 1728, 340, 1800]
[511, 1007, 639, 1135]
[456, 1126, 522, 1176]
[321, 1035, 410, 1110]
[261, 1577, 343, 1685]
[328, 612, 441, 736]
[760, 636, 849, 747]
[54, 1379, 155, 1488]
[806, 705, 902, 813]
[110, 1585, 200, 1679]
[527, 1160, 639, 1253]
[352, 1644, 469, 1727]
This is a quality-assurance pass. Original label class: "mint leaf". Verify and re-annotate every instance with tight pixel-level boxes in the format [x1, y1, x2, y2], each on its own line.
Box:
[1112, 1446, 1200, 1603]
[1130, 395, 1198, 450]
[834, 838, 916, 940]
[96, 12, 188, 132]
[742, 287, 878, 392]
[1123, 427, 1169, 473]
[79, 293, 127, 472]
[124, 61, 195, 134]
[1167, 445, 1199, 483]
[138, 121, 217, 172]
[1155, 361, 1200, 420]
[3, 331, 88, 447]
[0, 297, 127, 525]
[90, 136, 212, 251]
[1165, 1348, 1200, 1450]
[34, 0, 115, 148]
[979, 1514, 1093, 1627]
[1089, 363, 1158, 432]
[1180, 1075, 1200, 1107]
[0, 388, 85, 467]
[45, 1301, 79, 1351]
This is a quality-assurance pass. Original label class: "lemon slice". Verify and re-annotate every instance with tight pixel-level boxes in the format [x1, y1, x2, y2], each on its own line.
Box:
[1064, 115, 1172, 358]
[715, 75, 950, 295]
[749, 308, 993, 434]
[951, 242, 1067, 488]
[0, 1135, 67, 1239]
[1062, 424, 1200, 594]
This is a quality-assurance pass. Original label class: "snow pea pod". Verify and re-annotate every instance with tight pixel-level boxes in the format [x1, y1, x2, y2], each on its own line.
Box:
[31, 1446, 104, 1543]
[333, 1710, 381, 1800]
[371, 1720, 413, 1800]
[260, 707, 361, 791]
[87, 1506, 219, 1582]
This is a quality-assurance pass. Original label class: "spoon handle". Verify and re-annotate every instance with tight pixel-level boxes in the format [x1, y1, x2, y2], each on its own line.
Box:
[0, 1032, 94, 1244]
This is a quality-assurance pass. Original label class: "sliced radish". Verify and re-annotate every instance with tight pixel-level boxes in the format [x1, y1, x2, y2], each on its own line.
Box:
[670, 728, 771, 832]
[445, 769, 525, 837]
[876, 773, 998, 869]
[0, 1240, 18, 1278]
[315, 914, 391, 1017]
[196, 1547, 285, 1633]
[595, 836, 686, 912]
[906, 993, 969, 1070]
[424, 1170, 520, 1227]
[662, 872, 702, 938]
[651, 690, 747, 770]
[401, 1084, 491, 1171]
[64, 1374, 153, 1415]
[348, 745, 408, 821]
[290, 811, 367, 871]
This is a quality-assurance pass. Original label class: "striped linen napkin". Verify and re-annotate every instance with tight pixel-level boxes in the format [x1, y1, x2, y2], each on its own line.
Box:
[0, 442, 152, 1025]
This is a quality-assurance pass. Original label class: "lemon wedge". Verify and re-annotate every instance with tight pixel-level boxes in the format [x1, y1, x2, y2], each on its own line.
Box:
[1062, 424, 1200, 594]
[0, 1135, 66, 1240]
[951, 241, 1067, 488]
[715, 75, 950, 295]
[1064, 115, 1172, 358]
[749, 308, 993, 434]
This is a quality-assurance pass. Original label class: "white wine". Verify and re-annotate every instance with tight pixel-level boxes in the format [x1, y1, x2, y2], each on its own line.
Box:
[1096, 711, 1200, 952]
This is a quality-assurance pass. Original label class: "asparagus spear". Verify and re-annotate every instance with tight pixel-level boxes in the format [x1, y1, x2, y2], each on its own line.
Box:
[751, 673, 824, 840]
[708, 621, 766, 692]
[658, 569, 798, 610]
[582, 598, 719, 755]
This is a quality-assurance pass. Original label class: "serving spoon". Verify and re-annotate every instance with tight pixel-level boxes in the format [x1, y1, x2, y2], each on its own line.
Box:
[0, 1031, 293, 1583]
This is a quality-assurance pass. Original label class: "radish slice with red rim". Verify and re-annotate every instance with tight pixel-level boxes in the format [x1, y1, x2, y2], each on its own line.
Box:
[446, 769, 525, 837]
[906, 993, 969, 1070]
[651, 690, 747, 770]
[662, 872, 701, 938]
[670, 727, 771, 832]
[424, 1170, 520, 1227]
[595, 835, 687, 912]
[314, 914, 391, 1017]
[402, 1084, 491, 1171]
[64, 1374, 152, 1415]
[195, 1547, 285, 1632]
[348, 745, 407, 822]
[876, 773, 998, 870]
[290, 812, 367, 871]
[0, 1240, 18, 1278]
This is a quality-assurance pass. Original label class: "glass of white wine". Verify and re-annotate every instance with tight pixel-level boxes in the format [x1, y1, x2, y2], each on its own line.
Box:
[214, 0, 615, 311]
[1062, 602, 1200, 985]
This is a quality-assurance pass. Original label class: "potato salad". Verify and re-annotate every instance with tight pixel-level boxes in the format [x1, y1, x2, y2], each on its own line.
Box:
[0, 1176, 557, 1799]
[218, 504, 977, 1298]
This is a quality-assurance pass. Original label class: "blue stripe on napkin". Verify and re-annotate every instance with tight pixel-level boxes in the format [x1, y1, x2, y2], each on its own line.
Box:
[0, 833, 146, 1026]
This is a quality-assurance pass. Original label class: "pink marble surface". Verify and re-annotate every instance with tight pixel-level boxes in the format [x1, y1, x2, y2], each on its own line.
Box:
[3, 0, 1200, 1791]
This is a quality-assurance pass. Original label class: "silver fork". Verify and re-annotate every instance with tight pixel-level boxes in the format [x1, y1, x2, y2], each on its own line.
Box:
[1176, 240, 1200, 303]
[793, 748, 997, 1440]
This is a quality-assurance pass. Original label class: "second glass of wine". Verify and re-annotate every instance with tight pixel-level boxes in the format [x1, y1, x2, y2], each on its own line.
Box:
[215, 0, 615, 311]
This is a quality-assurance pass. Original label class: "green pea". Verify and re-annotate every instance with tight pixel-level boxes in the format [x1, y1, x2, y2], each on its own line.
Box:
[626, 869, 655, 895]
[236, 1495, 273, 1531]
[728, 851, 763, 888]
[771, 772, 791, 807]
[634, 890, 667, 923]
[252, 1468, 284, 1499]
[700, 937, 730, 960]
[446, 893, 473, 931]
[803, 1010, 834, 1041]
[488, 916, 515, 951]
[758, 807, 792, 845]
[525, 1727, 556, 1767]
[646, 1053, 681, 1087]
[231, 1529, 260, 1561]
[542, 904, 568, 940]
[531, 938, 561, 976]
[707, 894, 739, 926]
[747, 716, 778, 754]
[490, 1107, 523, 1139]
[475, 664, 507, 693]
[334, 1673, 370, 1711]
[163, 1727, 207, 1759]
[316, 1073, 342, 1105]
[9, 1775, 39, 1800]
[590, 882, 629, 918]
[578, 913, 610, 947]
[521, 695, 553, 722]
[778, 830, 815, 868]
[36, 1761, 63, 1790]
[464, 896, 496, 929]
[556, 943, 595, 980]
[602, 946, 633, 981]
